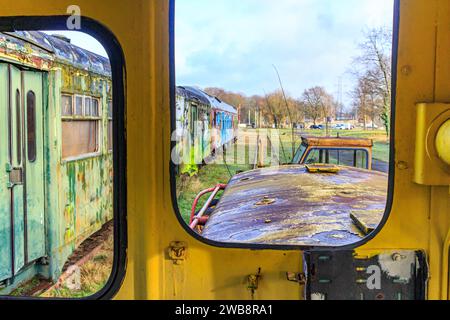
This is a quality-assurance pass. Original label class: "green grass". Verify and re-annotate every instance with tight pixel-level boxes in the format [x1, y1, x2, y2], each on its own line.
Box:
[10, 277, 42, 297]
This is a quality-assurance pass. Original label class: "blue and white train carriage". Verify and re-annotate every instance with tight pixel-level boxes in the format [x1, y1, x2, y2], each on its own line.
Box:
[175, 86, 238, 175]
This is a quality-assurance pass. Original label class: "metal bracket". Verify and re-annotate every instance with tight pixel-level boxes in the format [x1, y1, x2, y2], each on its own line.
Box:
[168, 242, 187, 265]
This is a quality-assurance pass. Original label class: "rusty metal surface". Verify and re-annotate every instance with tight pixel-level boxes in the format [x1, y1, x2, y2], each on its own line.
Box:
[202, 165, 388, 246]
[301, 136, 374, 148]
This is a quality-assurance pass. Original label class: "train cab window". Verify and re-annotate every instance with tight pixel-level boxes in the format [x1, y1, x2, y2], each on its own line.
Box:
[0, 28, 119, 299]
[85, 96, 92, 116]
[173, 0, 394, 248]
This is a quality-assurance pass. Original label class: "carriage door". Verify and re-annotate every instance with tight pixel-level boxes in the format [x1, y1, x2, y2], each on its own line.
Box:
[1, 64, 46, 278]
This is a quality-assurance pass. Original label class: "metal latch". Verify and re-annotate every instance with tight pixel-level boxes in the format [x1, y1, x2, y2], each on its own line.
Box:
[6, 163, 23, 188]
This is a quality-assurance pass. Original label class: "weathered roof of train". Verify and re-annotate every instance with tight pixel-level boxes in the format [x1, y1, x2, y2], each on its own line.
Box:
[202, 165, 388, 247]
[0, 31, 111, 76]
[177, 86, 211, 105]
[185, 86, 238, 115]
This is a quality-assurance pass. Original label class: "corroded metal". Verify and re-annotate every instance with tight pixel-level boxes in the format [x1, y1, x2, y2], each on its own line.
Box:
[202, 165, 388, 246]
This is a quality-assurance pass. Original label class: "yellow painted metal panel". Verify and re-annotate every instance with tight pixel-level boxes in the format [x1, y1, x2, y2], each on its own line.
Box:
[436, 120, 450, 166]
[0, 0, 449, 300]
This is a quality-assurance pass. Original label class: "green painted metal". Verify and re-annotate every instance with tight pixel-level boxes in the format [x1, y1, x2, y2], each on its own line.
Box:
[0, 63, 12, 282]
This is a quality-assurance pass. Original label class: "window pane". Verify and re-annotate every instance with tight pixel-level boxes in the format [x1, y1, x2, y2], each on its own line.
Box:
[61, 95, 73, 116]
[27, 91, 36, 162]
[0, 29, 117, 300]
[16, 90, 21, 164]
[85, 97, 92, 116]
[174, 0, 393, 249]
[75, 96, 83, 116]
[305, 149, 321, 164]
[107, 100, 113, 119]
[108, 120, 113, 151]
[92, 99, 99, 117]
[62, 120, 99, 158]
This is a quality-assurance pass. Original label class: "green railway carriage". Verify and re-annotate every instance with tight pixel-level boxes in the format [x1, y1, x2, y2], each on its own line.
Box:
[0, 31, 113, 293]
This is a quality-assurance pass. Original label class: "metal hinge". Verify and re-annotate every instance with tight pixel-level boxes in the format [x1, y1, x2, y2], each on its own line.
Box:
[168, 242, 187, 265]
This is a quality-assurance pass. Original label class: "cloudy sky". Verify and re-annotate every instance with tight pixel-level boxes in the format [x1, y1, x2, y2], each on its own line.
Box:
[175, 0, 395, 108]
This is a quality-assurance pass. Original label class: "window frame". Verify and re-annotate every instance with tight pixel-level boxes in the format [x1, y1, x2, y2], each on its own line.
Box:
[26, 90, 37, 163]
[169, 0, 399, 251]
[61, 93, 103, 162]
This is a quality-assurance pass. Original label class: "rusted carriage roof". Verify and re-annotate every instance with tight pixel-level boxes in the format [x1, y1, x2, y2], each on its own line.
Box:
[202, 165, 388, 247]
[301, 136, 373, 148]
[0, 31, 111, 76]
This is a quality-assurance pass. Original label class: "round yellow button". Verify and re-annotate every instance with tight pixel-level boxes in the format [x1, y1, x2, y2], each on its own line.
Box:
[436, 120, 450, 166]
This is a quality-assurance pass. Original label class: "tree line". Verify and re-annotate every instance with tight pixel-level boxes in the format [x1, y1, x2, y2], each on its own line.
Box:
[204, 27, 392, 135]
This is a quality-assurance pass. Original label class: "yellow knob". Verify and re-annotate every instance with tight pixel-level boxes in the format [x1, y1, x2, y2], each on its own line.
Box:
[436, 120, 450, 166]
